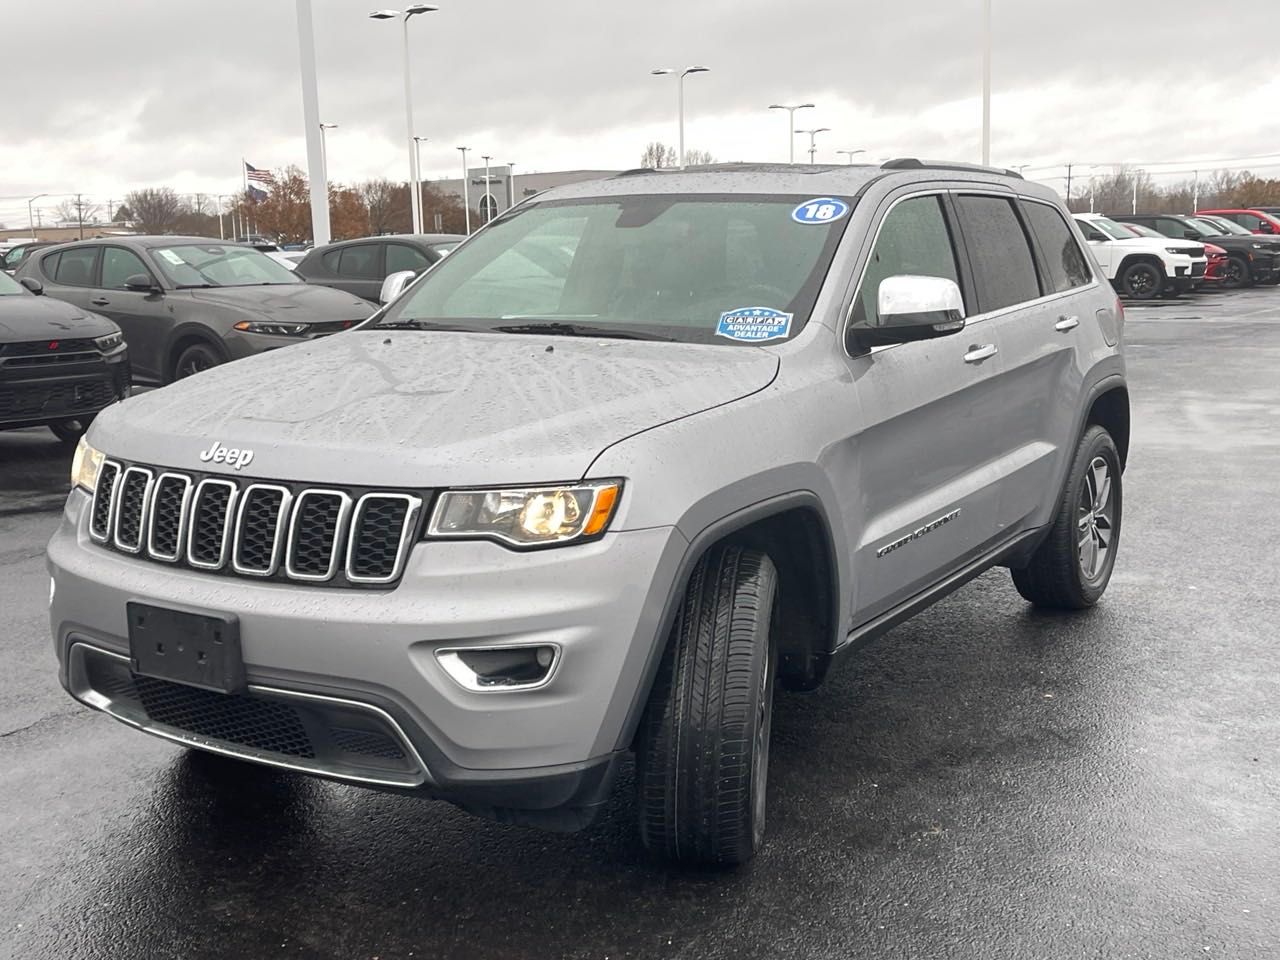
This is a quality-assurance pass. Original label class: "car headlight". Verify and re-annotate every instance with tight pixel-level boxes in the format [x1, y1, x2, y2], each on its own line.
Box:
[94, 331, 124, 351]
[70, 436, 105, 492]
[232, 321, 310, 336]
[1252, 242, 1265, 250]
[427, 481, 622, 547]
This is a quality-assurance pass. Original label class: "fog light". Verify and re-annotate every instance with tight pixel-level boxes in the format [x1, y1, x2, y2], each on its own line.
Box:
[436, 645, 559, 692]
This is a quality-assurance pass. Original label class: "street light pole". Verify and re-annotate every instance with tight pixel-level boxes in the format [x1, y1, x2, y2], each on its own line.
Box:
[981, 0, 992, 165]
[295, 0, 331, 245]
[413, 136, 429, 231]
[835, 149, 865, 164]
[481, 154, 493, 223]
[457, 146, 470, 234]
[506, 161, 516, 210]
[769, 103, 814, 164]
[319, 122, 338, 191]
[652, 66, 709, 168]
[27, 193, 47, 238]
[370, 5, 439, 235]
[796, 128, 831, 164]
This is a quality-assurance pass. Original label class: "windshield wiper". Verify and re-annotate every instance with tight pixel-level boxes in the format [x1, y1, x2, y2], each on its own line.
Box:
[176, 283, 216, 289]
[494, 321, 676, 342]
[374, 319, 492, 332]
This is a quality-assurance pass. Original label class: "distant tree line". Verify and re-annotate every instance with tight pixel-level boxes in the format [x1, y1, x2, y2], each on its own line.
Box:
[1063, 167, 1280, 216]
[640, 142, 717, 168]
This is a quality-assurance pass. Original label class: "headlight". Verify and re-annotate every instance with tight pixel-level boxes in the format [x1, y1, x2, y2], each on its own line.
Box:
[232, 321, 310, 336]
[427, 481, 622, 547]
[1252, 242, 1265, 250]
[94, 331, 124, 351]
[70, 436, 104, 492]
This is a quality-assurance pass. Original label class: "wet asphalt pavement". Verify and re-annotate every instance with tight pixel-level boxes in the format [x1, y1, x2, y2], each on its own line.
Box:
[2, 289, 1278, 960]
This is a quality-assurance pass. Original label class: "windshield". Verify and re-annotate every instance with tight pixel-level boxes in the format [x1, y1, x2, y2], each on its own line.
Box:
[150, 243, 301, 288]
[1122, 223, 1164, 238]
[1194, 216, 1249, 236]
[0, 270, 23, 295]
[1091, 217, 1139, 240]
[377, 194, 851, 345]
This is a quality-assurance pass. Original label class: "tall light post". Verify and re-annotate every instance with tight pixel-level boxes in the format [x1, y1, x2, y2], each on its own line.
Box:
[981, 0, 992, 165]
[797, 127, 830, 164]
[457, 146, 470, 234]
[370, 4, 439, 235]
[413, 135, 429, 230]
[651, 66, 709, 168]
[836, 149, 865, 164]
[506, 161, 516, 211]
[768, 103, 814, 163]
[27, 193, 47, 237]
[319, 122, 338, 190]
[215, 195, 227, 240]
[481, 154, 493, 223]
[295, 0, 331, 245]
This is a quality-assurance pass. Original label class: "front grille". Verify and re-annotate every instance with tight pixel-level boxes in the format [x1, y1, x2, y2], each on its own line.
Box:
[1191, 262, 1207, 278]
[0, 379, 114, 416]
[90, 460, 424, 588]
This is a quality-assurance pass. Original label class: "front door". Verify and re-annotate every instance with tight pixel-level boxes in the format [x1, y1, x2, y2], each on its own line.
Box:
[92, 245, 173, 383]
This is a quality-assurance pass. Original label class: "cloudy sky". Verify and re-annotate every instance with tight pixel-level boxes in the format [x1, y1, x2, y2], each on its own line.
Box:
[3, 0, 1280, 226]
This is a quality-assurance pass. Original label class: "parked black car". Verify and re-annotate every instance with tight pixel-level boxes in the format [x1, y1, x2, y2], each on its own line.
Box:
[14, 236, 375, 385]
[1112, 214, 1280, 288]
[295, 233, 464, 302]
[0, 271, 129, 443]
[3, 241, 58, 275]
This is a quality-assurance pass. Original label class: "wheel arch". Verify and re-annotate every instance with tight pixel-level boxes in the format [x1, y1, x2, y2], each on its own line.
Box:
[165, 324, 229, 381]
[1115, 252, 1169, 277]
[1085, 383, 1130, 469]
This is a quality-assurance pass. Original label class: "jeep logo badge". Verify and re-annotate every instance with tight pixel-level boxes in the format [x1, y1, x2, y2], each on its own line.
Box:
[199, 441, 254, 471]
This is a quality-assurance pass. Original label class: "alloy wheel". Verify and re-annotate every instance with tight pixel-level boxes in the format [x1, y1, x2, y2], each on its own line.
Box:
[1077, 456, 1114, 580]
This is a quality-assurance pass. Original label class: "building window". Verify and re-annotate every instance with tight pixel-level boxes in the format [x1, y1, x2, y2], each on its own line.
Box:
[478, 193, 499, 221]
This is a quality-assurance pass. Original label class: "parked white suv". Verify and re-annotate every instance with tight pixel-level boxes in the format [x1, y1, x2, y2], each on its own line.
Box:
[1073, 213, 1206, 299]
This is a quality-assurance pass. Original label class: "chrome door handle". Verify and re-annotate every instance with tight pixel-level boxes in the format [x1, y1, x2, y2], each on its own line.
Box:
[963, 343, 998, 363]
[91, 297, 110, 306]
[1055, 315, 1080, 331]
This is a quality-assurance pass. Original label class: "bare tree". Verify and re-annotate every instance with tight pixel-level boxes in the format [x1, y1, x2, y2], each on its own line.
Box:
[54, 197, 101, 225]
[683, 149, 717, 167]
[640, 142, 678, 169]
[360, 178, 409, 235]
[125, 187, 185, 234]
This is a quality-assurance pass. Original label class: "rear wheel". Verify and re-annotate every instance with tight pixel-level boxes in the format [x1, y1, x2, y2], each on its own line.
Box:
[48, 417, 92, 444]
[173, 342, 224, 381]
[1119, 261, 1163, 300]
[636, 545, 778, 866]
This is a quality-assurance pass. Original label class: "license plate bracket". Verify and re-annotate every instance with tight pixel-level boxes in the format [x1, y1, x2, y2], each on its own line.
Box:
[127, 601, 245, 694]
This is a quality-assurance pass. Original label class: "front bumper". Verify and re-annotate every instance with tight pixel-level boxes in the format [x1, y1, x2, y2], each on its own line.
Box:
[49, 489, 686, 824]
[0, 349, 130, 429]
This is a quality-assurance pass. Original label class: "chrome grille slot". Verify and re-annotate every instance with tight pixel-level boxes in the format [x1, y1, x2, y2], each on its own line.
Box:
[147, 473, 192, 562]
[111, 466, 154, 554]
[346, 493, 421, 583]
[186, 479, 238, 569]
[285, 490, 351, 581]
[232, 484, 292, 576]
[89, 461, 121, 542]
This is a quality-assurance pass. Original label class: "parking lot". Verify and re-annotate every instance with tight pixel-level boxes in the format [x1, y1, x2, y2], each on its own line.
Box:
[1, 287, 1278, 959]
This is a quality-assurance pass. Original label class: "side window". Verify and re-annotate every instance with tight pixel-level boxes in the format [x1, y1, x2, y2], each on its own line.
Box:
[101, 247, 152, 289]
[1023, 201, 1091, 292]
[1238, 214, 1263, 231]
[338, 244, 381, 279]
[386, 243, 430, 274]
[4, 246, 25, 266]
[40, 251, 61, 277]
[321, 249, 342, 272]
[854, 195, 960, 326]
[52, 247, 99, 287]
[1156, 218, 1185, 237]
[954, 196, 1041, 312]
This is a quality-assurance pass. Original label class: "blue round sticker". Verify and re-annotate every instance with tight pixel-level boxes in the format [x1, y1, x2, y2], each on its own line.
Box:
[792, 197, 850, 225]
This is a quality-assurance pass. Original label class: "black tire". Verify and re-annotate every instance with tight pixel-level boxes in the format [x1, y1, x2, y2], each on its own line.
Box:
[1220, 256, 1251, 289]
[636, 545, 778, 867]
[48, 417, 92, 444]
[1119, 261, 1163, 300]
[1012, 425, 1122, 609]
[172, 342, 223, 381]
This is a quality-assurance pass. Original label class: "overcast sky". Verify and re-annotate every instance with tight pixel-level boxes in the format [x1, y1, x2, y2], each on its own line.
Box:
[3, 0, 1280, 225]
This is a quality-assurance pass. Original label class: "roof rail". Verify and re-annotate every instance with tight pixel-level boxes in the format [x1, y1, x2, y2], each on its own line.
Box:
[880, 157, 1024, 179]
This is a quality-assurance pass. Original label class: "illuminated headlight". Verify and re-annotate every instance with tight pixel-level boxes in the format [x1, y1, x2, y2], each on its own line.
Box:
[94, 331, 124, 351]
[70, 436, 105, 492]
[232, 321, 310, 336]
[1251, 242, 1265, 250]
[428, 481, 622, 547]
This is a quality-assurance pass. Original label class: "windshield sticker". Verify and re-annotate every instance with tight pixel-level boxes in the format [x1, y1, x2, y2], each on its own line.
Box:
[156, 249, 185, 265]
[792, 197, 850, 225]
[716, 307, 793, 343]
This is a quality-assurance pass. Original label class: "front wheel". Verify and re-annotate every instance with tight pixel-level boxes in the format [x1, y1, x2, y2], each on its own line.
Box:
[48, 417, 92, 444]
[1119, 261, 1164, 300]
[1220, 256, 1251, 289]
[1012, 425, 1122, 609]
[636, 545, 778, 866]
[173, 342, 224, 381]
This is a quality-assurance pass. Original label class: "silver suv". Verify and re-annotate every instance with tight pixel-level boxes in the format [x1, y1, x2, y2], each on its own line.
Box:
[49, 161, 1128, 866]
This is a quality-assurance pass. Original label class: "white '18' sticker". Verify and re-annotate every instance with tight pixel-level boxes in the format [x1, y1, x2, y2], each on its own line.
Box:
[792, 197, 850, 224]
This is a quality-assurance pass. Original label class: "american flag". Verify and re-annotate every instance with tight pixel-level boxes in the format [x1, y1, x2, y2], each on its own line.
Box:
[245, 162, 274, 185]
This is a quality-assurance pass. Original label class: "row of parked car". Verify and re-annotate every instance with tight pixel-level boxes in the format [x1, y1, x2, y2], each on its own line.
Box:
[1072, 207, 1280, 300]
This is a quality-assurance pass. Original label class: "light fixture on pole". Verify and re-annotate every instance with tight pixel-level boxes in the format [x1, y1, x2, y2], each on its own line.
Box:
[319, 122, 338, 188]
[768, 103, 814, 163]
[981, 0, 992, 165]
[835, 149, 865, 164]
[796, 127, 831, 164]
[651, 66, 709, 168]
[27, 193, 47, 237]
[481, 154, 493, 223]
[457, 146, 470, 234]
[369, 4, 438, 234]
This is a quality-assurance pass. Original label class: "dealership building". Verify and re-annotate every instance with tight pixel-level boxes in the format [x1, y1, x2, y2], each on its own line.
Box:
[429, 167, 619, 218]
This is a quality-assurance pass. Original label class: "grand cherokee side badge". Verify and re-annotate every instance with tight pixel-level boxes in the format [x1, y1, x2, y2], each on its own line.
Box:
[877, 508, 961, 558]
[199, 441, 254, 471]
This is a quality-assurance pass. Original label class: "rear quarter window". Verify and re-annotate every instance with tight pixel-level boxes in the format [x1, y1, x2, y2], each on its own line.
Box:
[1022, 201, 1092, 292]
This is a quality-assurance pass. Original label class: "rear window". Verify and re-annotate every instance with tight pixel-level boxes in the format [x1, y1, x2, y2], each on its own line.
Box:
[953, 195, 1040, 311]
[52, 247, 99, 287]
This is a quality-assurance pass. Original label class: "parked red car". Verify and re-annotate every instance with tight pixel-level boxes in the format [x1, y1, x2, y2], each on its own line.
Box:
[1194, 208, 1280, 235]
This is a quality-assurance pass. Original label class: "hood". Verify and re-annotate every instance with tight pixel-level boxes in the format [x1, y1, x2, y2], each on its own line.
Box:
[188, 282, 373, 322]
[1108, 237, 1202, 254]
[89, 330, 779, 487]
[0, 294, 116, 341]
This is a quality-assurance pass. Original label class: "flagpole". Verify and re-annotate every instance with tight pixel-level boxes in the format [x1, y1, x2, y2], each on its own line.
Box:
[241, 158, 248, 241]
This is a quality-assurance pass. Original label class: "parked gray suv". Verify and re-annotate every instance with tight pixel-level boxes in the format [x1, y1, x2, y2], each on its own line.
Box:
[48, 161, 1128, 866]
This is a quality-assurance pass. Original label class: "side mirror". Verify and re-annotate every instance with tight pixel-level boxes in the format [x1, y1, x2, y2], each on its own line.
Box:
[379, 269, 416, 304]
[854, 275, 966, 348]
[19, 276, 43, 295]
[1258, 222, 1275, 234]
[124, 273, 159, 293]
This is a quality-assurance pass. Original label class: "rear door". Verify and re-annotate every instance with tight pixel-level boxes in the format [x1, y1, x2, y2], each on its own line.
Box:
[92, 245, 171, 383]
[840, 189, 1013, 622]
[41, 245, 100, 312]
[335, 242, 385, 301]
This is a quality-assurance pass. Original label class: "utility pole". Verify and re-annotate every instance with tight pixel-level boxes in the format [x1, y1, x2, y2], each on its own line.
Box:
[76, 193, 85, 239]
[1192, 170, 1199, 213]
[1064, 163, 1073, 207]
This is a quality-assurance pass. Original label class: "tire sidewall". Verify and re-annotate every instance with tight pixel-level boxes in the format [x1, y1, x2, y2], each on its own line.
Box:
[1122, 262, 1162, 300]
[1065, 427, 1123, 604]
